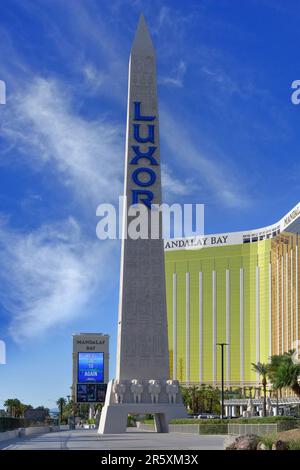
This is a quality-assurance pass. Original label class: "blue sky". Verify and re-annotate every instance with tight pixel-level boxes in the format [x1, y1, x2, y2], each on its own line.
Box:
[0, 0, 300, 409]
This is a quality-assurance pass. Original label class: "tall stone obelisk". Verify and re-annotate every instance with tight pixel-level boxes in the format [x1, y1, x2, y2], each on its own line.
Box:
[99, 14, 186, 434]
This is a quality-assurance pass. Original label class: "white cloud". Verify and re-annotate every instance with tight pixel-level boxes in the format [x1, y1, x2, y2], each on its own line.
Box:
[161, 164, 195, 197]
[200, 66, 241, 95]
[2, 76, 196, 208]
[160, 108, 250, 208]
[2, 77, 123, 205]
[160, 60, 187, 88]
[0, 217, 112, 342]
[83, 64, 105, 91]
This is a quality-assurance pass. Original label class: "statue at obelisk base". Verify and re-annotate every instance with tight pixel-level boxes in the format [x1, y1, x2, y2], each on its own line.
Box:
[98, 15, 187, 434]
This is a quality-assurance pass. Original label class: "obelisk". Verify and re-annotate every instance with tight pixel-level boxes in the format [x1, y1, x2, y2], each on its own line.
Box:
[99, 14, 186, 434]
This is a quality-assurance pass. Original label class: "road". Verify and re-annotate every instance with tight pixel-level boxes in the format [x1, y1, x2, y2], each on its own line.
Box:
[1, 428, 225, 450]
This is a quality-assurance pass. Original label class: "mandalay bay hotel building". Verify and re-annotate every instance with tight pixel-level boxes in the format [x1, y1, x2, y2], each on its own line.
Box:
[164, 202, 300, 391]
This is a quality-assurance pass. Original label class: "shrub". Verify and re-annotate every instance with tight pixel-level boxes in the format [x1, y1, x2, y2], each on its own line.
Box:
[287, 439, 300, 450]
[259, 433, 277, 450]
[277, 419, 300, 432]
[127, 415, 137, 427]
[199, 424, 228, 435]
[170, 417, 300, 426]
[0, 417, 29, 432]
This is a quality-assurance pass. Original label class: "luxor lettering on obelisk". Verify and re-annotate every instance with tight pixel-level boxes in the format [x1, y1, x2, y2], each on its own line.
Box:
[98, 14, 186, 434]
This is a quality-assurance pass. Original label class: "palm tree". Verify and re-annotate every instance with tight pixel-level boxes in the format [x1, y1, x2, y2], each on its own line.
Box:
[252, 362, 269, 416]
[4, 398, 23, 418]
[268, 350, 300, 398]
[4, 399, 16, 417]
[56, 397, 67, 423]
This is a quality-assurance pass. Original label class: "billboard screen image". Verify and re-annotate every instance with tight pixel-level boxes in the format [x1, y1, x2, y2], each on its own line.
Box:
[77, 352, 104, 383]
[76, 384, 107, 403]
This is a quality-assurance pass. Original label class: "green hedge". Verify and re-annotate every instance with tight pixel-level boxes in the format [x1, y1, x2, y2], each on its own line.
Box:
[170, 417, 300, 425]
[277, 419, 300, 432]
[140, 416, 300, 434]
[198, 424, 228, 435]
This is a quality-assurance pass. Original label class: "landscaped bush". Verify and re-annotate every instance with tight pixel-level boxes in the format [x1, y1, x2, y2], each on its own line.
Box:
[287, 439, 300, 450]
[259, 433, 277, 450]
[139, 416, 300, 436]
[169, 417, 300, 426]
[127, 415, 137, 427]
[276, 419, 300, 432]
[198, 424, 228, 435]
[141, 418, 155, 425]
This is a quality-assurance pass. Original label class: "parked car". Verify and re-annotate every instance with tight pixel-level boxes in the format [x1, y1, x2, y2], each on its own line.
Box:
[197, 413, 218, 419]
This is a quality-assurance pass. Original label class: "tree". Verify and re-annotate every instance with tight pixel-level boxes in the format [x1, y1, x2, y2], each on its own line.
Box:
[56, 397, 67, 422]
[268, 350, 300, 398]
[251, 362, 269, 416]
[180, 386, 190, 410]
[4, 398, 23, 418]
[189, 386, 199, 414]
[4, 399, 16, 417]
[180, 385, 221, 415]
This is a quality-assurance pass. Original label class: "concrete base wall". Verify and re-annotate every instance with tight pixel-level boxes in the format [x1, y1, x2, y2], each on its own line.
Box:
[0, 429, 20, 441]
[0, 424, 67, 442]
[99, 403, 187, 434]
[20, 426, 50, 437]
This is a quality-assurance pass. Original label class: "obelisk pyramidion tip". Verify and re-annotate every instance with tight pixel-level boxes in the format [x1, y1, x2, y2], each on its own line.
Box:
[131, 14, 155, 55]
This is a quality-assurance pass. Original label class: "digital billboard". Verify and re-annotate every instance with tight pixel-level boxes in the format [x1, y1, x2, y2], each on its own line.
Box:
[77, 352, 104, 383]
[76, 384, 107, 403]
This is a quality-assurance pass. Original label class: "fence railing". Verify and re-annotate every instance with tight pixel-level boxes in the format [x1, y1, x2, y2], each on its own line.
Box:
[137, 422, 292, 436]
[228, 423, 277, 436]
[137, 422, 227, 434]
[169, 424, 199, 434]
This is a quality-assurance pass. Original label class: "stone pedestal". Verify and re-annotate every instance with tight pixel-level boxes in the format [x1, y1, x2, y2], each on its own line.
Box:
[99, 380, 186, 433]
[99, 379, 186, 434]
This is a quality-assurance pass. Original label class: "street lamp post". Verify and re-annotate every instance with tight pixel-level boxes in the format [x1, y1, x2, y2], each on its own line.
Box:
[217, 343, 229, 420]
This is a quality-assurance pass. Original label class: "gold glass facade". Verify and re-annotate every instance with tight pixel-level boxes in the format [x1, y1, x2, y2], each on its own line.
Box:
[164, 232, 300, 387]
[271, 233, 300, 357]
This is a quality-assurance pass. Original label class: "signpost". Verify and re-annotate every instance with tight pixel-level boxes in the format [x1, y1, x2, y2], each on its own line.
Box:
[72, 333, 109, 405]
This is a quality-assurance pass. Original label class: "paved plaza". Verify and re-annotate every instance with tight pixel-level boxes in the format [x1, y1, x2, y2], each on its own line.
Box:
[1, 428, 225, 451]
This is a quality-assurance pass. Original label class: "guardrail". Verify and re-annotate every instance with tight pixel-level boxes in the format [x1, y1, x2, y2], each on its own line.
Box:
[169, 424, 199, 434]
[0, 424, 69, 442]
[137, 422, 227, 434]
[137, 422, 284, 436]
[228, 423, 277, 436]
[136, 423, 155, 432]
